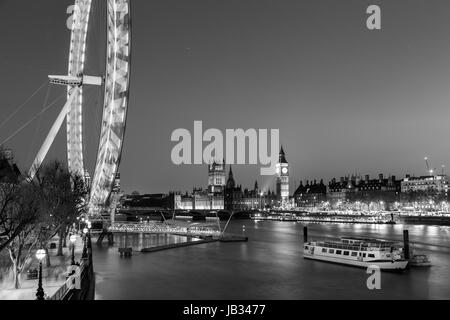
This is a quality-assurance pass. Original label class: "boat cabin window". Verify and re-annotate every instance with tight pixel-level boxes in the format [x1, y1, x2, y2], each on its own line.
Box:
[343, 251, 349, 256]
[329, 249, 334, 254]
[305, 246, 309, 250]
[368, 254, 375, 258]
[322, 248, 327, 253]
[351, 252, 358, 257]
[336, 250, 342, 255]
[363, 253, 366, 258]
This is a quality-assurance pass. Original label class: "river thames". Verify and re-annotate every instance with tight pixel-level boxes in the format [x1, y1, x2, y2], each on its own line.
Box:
[92, 221, 450, 300]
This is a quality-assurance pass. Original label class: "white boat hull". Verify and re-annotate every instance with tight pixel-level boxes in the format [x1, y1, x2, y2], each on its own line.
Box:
[304, 252, 408, 271]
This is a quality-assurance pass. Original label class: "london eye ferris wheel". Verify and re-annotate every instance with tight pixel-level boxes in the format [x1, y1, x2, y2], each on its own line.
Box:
[28, 0, 132, 214]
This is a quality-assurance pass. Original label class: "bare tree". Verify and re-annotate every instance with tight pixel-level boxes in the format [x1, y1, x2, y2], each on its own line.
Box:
[0, 182, 39, 253]
[4, 183, 42, 288]
[34, 161, 87, 257]
[1, 150, 88, 287]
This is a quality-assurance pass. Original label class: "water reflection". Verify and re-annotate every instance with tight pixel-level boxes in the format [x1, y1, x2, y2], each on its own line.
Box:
[113, 233, 192, 251]
[93, 222, 450, 300]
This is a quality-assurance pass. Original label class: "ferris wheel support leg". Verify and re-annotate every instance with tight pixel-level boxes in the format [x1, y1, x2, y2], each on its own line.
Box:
[28, 86, 80, 180]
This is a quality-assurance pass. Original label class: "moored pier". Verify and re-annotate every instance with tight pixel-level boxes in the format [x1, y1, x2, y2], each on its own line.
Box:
[141, 238, 218, 253]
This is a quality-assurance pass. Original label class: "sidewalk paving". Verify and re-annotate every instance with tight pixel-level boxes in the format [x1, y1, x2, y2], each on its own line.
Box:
[0, 237, 85, 300]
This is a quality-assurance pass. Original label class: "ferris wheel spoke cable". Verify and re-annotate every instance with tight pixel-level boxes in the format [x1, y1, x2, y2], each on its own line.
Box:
[0, 87, 93, 146]
[0, 80, 49, 131]
[26, 84, 53, 165]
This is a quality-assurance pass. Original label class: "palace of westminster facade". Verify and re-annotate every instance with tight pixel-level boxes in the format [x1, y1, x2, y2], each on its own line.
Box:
[174, 148, 290, 211]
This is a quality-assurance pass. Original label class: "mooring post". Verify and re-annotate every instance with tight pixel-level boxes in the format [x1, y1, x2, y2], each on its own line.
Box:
[403, 230, 410, 260]
[303, 226, 308, 243]
[108, 232, 114, 246]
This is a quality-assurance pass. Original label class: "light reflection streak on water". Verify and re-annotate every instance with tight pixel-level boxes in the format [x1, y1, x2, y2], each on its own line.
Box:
[93, 221, 450, 300]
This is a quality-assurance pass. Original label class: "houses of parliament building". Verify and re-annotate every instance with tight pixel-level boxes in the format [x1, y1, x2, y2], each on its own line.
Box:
[174, 148, 289, 211]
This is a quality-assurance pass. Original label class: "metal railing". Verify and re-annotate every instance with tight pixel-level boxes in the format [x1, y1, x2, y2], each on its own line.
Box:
[48, 260, 87, 300]
[48, 235, 92, 300]
[309, 241, 396, 252]
[49, 280, 70, 301]
[108, 222, 221, 237]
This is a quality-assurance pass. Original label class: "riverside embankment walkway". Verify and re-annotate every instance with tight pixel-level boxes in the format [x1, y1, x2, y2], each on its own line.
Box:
[0, 236, 85, 300]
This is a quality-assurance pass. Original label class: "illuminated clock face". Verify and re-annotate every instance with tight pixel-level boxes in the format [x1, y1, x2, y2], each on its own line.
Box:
[282, 168, 288, 174]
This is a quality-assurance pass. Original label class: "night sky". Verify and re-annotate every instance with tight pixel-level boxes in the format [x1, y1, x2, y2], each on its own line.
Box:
[1, 0, 450, 194]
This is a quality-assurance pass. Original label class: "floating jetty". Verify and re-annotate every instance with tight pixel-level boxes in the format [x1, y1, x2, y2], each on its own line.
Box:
[140, 234, 248, 253]
[141, 238, 217, 253]
[218, 235, 249, 243]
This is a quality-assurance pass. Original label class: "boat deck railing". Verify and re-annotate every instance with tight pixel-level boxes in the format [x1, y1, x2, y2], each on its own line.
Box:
[310, 241, 396, 252]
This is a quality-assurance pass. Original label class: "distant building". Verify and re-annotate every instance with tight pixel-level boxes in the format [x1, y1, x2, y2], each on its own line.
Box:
[327, 174, 401, 203]
[241, 182, 263, 210]
[401, 175, 449, 194]
[173, 162, 225, 211]
[174, 187, 224, 211]
[208, 160, 226, 194]
[121, 193, 173, 210]
[276, 147, 289, 206]
[224, 166, 243, 211]
[194, 187, 223, 210]
[173, 148, 292, 211]
[223, 166, 277, 211]
[174, 192, 194, 210]
[294, 180, 327, 208]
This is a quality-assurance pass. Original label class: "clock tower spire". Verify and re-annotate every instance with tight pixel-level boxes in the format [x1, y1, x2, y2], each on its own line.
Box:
[276, 146, 289, 206]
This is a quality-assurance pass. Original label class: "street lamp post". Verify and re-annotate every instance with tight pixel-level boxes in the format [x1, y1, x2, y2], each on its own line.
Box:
[36, 249, 46, 300]
[87, 221, 92, 250]
[70, 234, 77, 265]
[82, 228, 88, 259]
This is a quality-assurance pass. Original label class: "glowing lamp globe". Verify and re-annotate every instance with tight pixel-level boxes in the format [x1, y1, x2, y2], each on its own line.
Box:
[70, 235, 77, 244]
[36, 249, 46, 261]
[83, 228, 88, 235]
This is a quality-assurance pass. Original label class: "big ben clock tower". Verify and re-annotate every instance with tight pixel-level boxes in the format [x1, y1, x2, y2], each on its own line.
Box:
[276, 146, 289, 206]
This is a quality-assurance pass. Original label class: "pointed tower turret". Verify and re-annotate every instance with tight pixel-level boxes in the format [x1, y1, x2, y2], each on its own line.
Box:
[279, 145, 288, 164]
[226, 165, 235, 189]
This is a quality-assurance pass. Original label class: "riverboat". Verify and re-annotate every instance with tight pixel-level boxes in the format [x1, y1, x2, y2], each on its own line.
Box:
[303, 237, 408, 271]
